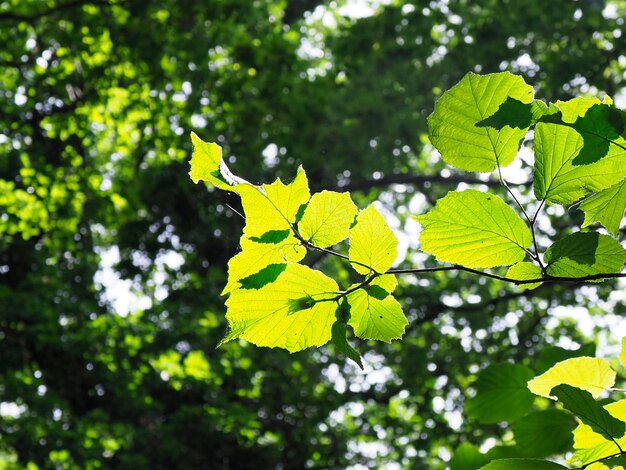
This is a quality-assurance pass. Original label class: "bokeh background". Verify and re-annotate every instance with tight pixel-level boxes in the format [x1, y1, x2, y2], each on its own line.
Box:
[1, 0, 626, 468]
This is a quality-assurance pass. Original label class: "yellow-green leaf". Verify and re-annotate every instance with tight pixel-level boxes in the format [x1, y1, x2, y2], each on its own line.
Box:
[416, 190, 532, 268]
[189, 133, 311, 236]
[580, 179, 626, 236]
[222, 234, 305, 294]
[428, 72, 534, 172]
[298, 190, 357, 248]
[534, 99, 626, 205]
[189, 132, 251, 189]
[527, 357, 615, 399]
[222, 264, 338, 352]
[506, 262, 543, 290]
[238, 167, 310, 236]
[621, 337, 626, 368]
[347, 275, 406, 342]
[544, 233, 626, 278]
[569, 400, 626, 466]
[349, 205, 398, 274]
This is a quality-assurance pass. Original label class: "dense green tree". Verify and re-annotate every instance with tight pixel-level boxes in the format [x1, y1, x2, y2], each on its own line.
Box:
[1, 0, 625, 468]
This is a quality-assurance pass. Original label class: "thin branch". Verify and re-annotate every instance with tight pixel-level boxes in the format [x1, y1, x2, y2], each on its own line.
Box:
[576, 450, 624, 469]
[335, 173, 531, 192]
[386, 266, 626, 285]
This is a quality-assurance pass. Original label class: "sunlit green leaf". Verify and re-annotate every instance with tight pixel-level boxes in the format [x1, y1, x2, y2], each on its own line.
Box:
[527, 357, 615, 399]
[534, 99, 626, 204]
[569, 400, 626, 466]
[238, 167, 310, 236]
[222, 234, 305, 294]
[222, 264, 339, 352]
[189, 132, 251, 188]
[580, 179, 626, 235]
[477, 97, 556, 130]
[465, 363, 535, 424]
[349, 205, 398, 274]
[298, 190, 357, 248]
[544, 233, 626, 278]
[428, 72, 534, 172]
[506, 262, 542, 290]
[416, 190, 532, 268]
[347, 275, 406, 342]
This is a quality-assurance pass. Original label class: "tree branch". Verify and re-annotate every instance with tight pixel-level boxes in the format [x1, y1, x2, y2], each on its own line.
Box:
[336, 173, 531, 192]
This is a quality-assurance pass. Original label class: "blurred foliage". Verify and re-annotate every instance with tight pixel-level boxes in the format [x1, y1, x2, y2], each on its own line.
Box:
[1, 0, 626, 468]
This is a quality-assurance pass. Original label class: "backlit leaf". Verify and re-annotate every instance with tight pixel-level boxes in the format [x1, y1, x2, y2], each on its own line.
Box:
[298, 190, 357, 248]
[349, 205, 398, 274]
[347, 275, 406, 342]
[527, 357, 615, 399]
[222, 234, 305, 294]
[569, 400, 626, 466]
[551, 384, 625, 442]
[416, 190, 532, 268]
[428, 72, 534, 172]
[506, 262, 542, 290]
[238, 167, 310, 236]
[465, 363, 535, 424]
[189, 133, 311, 236]
[621, 337, 626, 368]
[222, 264, 339, 352]
[580, 179, 626, 235]
[544, 233, 626, 278]
[534, 99, 626, 204]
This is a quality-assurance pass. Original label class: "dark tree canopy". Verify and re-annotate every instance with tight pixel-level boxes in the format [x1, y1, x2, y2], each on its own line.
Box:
[1, 0, 626, 469]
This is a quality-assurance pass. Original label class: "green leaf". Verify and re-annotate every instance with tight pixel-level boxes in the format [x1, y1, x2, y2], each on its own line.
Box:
[249, 229, 291, 244]
[570, 399, 626, 466]
[535, 344, 596, 374]
[539, 103, 626, 165]
[580, 179, 626, 235]
[511, 409, 573, 458]
[465, 363, 535, 424]
[527, 357, 615, 399]
[621, 337, 626, 368]
[479, 459, 568, 470]
[189, 132, 251, 189]
[222, 264, 339, 352]
[428, 72, 534, 172]
[450, 443, 490, 470]
[189, 134, 311, 236]
[533, 99, 626, 204]
[331, 300, 363, 369]
[349, 205, 398, 274]
[347, 275, 407, 342]
[416, 190, 532, 268]
[506, 262, 542, 290]
[477, 97, 556, 130]
[238, 263, 287, 290]
[238, 166, 310, 236]
[222, 234, 305, 294]
[298, 190, 357, 248]
[544, 233, 626, 278]
[551, 384, 625, 442]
